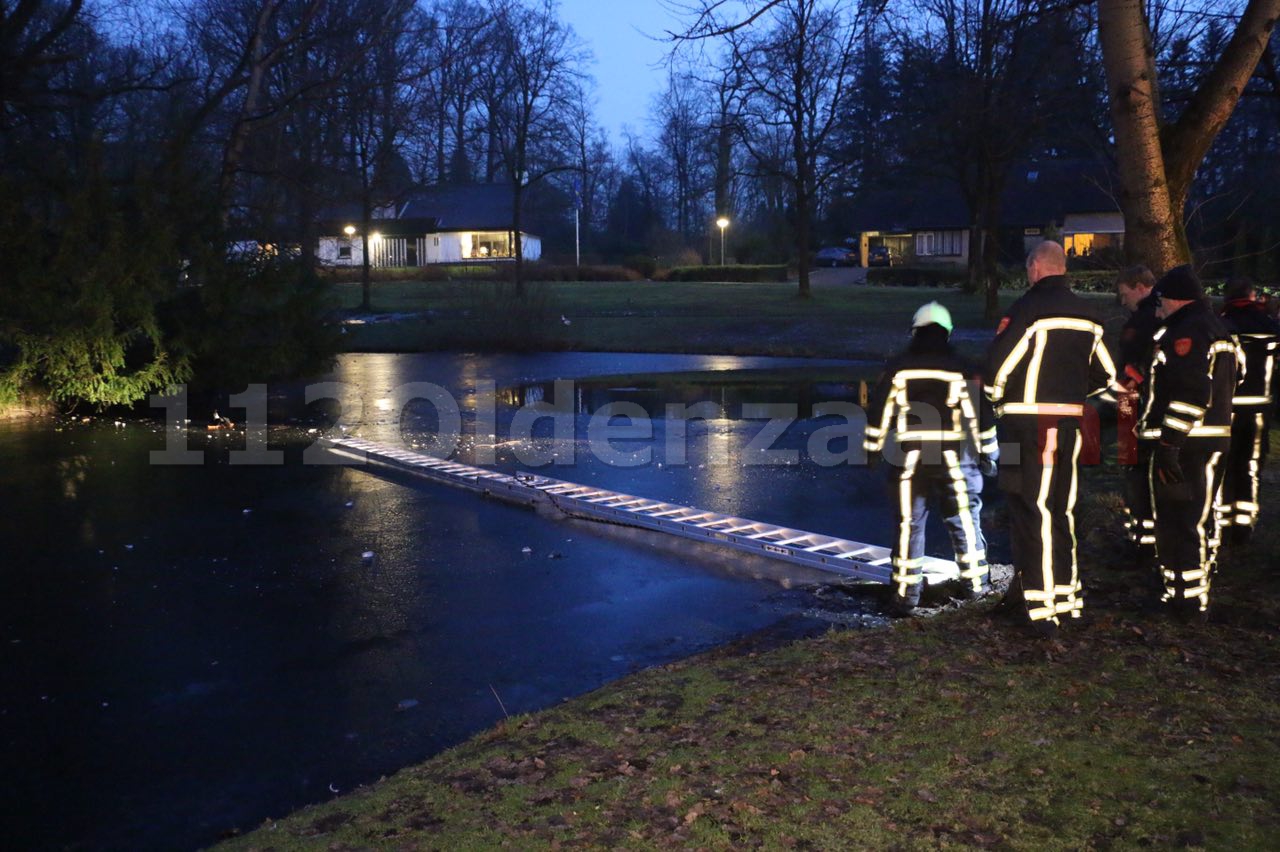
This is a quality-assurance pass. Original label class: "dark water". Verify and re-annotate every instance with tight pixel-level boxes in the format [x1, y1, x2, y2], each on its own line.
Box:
[0, 352, 991, 849]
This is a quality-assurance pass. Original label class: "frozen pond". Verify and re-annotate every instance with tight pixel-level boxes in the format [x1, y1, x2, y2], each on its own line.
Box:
[1, 352, 989, 849]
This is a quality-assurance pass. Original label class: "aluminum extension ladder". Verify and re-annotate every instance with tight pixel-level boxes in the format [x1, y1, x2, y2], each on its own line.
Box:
[326, 436, 959, 585]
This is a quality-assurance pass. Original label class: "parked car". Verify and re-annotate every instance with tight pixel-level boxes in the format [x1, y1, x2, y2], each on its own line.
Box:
[815, 246, 859, 267]
[867, 246, 897, 267]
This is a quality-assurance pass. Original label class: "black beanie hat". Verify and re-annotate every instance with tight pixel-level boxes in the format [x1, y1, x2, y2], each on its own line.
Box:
[1155, 264, 1204, 301]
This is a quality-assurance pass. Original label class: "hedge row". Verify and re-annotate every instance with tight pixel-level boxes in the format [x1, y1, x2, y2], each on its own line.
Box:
[864, 267, 969, 287]
[524, 264, 643, 282]
[662, 264, 789, 283]
[316, 263, 643, 283]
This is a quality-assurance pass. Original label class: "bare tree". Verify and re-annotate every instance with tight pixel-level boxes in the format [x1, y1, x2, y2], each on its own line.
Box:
[1098, 0, 1280, 273]
[891, 0, 1087, 317]
[483, 0, 588, 295]
[411, 0, 488, 183]
[564, 84, 614, 253]
[714, 0, 859, 297]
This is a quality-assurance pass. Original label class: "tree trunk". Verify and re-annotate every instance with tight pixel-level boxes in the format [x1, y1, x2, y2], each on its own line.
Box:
[1098, 0, 1280, 274]
[360, 143, 373, 311]
[512, 182, 524, 298]
[218, 1, 277, 225]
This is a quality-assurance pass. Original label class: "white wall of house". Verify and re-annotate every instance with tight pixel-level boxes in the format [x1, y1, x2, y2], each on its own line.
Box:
[317, 236, 363, 266]
[318, 231, 541, 266]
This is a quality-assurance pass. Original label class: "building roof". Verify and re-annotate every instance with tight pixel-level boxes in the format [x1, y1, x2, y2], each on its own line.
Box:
[399, 183, 519, 232]
[316, 183, 538, 236]
[848, 160, 1120, 233]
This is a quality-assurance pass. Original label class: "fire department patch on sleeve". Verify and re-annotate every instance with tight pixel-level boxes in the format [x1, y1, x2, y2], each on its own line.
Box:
[996, 317, 1010, 335]
[1174, 337, 1193, 356]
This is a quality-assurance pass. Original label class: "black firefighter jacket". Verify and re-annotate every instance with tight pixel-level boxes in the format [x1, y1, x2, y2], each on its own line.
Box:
[985, 275, 1118, 421]
[1138, 300, 1240, 449]
[1221, 299, 1280, 410]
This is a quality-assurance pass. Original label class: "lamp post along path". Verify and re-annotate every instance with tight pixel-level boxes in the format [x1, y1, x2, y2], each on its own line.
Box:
[716, 217, 730, 266]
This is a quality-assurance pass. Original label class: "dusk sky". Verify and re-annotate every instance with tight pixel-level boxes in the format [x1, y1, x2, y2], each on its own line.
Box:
[558, 0, 683, 143]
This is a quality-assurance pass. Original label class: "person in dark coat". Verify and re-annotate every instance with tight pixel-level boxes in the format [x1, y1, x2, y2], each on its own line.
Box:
[986, 241, 1119, 638]
[1115, 265, 1161, 556]
[1218, 278, 1280, 545]
[865, 302, 996, 614]
[1139, 265, 1240, 617]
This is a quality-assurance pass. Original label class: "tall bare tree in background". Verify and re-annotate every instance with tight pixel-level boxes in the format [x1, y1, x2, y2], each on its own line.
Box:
[413, 0, 488, 183]
[1098, 0, 1279, 274]
[564, 84, 615, 255]
[892, 0, 1090, 317]
[483, 0, 587, 295]
[679, 0, 858, 297]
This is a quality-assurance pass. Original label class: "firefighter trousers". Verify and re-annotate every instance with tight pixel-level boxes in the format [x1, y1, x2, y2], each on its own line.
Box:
[1124, 441, 1156, 551]
[1220, 407, 1270, 530]
[999, 417, 1083, 624]
[1151, 441, 1227, 611]
[891, 447, 989, 605]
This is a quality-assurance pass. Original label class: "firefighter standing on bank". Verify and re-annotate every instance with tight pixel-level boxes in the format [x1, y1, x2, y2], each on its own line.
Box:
[1219, 278, 1280, 545]
[1138, 265, 1240, 617]
[1114, 266, 1161, 558]
[986, 241, 1119, 637]
[864, 301, 997, 614]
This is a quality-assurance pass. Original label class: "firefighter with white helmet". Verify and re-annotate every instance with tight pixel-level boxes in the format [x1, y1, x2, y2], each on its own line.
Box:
[865, 301, 996, 613]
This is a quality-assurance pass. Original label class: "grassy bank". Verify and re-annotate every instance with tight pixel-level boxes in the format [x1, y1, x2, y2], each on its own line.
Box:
[333, 280, 1115, 360]
[220, 448, 1280, 849]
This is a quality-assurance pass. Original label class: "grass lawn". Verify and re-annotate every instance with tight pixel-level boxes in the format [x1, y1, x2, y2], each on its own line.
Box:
[332, 279, 1124, 360]
[218, 444, 1280, 850]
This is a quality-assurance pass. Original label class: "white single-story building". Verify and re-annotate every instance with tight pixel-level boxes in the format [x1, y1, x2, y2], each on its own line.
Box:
[316, 183, 542, 268]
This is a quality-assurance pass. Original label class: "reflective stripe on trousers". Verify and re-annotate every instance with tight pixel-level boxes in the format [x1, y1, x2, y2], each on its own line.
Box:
[1151, 446, 1226, 612]
[1002, 418, 1084, 625]
[890, 449, 989, 597]
[1221, 409, 1267, 529]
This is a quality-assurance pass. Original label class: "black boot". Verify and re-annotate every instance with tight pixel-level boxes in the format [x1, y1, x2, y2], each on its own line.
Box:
[959, 563, 993, 600]
[989, 576, 1026, 621]
[890, 583, 922, 616]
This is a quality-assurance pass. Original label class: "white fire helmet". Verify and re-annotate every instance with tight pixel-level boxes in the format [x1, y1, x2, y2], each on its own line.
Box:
[911, 301, 954, 334]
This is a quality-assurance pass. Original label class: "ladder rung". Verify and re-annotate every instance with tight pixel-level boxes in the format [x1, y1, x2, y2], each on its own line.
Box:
[722, 523, 763, 534]
[774, 534, 814, 546]
[804, 541, 844, 553]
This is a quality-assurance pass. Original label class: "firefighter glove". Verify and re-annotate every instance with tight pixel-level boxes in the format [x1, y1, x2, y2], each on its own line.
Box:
[979, 453, 998, 477]
[1154, 442, 1184, 485]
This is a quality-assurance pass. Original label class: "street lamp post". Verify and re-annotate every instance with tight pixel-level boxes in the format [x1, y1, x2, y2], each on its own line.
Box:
[716, 216, 730, 266]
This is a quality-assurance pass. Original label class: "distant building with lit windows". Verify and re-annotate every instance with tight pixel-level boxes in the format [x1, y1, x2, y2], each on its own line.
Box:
[317, 183, 542, 268]
[844, 160, 1123, 269]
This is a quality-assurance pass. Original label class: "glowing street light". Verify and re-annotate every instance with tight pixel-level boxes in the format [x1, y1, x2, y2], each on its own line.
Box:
[716, 216, 730, 266]
[343, 225, 356, 236]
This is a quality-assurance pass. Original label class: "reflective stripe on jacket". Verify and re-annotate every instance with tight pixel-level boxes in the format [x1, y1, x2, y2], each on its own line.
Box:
[1138, 300, 1240, 445]
[985, 275, 1119, 414]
